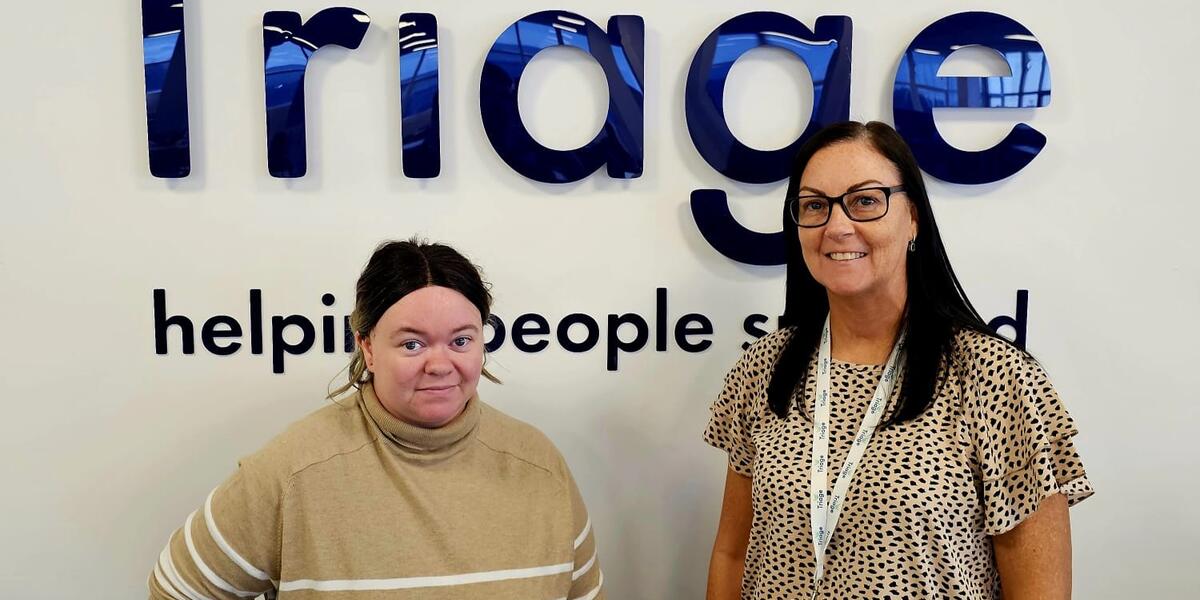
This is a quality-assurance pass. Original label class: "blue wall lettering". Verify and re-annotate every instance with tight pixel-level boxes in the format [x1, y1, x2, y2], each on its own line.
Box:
[686, 13, 852, 266]
[139, 6, 1053, 219]
[690, 189, 788, 266]
[141, 0, 191, 178]
[685, 13, 852, 184]
[263, 8, 371, 178]
[893, 12, 1051, 184]
[480, 11, 644, 184]
[398, 13, 441, 178]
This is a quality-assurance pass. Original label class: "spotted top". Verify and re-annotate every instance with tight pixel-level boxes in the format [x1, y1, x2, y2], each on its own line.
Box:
[704, 327, 1093, 599]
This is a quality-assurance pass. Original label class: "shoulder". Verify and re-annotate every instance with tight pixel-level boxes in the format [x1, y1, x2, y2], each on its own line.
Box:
[948, 327, 1036, 377]
[733, 327, 797, 382]
[243, 395, 377, 479]
[474, 400, 568, 480]
[713, 327, 796, 415]
[946, 328, 1059, 412]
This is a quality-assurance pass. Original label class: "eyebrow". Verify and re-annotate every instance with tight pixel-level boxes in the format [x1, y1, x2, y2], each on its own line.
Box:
[799, 179, 885, 196]
[388, 324, 480, 339]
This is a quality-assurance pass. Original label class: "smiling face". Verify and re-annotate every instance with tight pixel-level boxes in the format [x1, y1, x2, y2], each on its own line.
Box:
[359, 286, 485, 428]
[797, 140, 918, 305]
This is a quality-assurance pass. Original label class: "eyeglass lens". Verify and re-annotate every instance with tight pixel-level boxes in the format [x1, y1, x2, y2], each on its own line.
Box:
[793, 188, 889, 226]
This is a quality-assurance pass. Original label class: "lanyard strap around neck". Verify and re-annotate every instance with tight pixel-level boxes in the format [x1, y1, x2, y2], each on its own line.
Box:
[809, 315, 905, 592]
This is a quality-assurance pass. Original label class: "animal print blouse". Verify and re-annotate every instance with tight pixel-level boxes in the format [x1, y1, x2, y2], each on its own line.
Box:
[704, 328, 1093, 599]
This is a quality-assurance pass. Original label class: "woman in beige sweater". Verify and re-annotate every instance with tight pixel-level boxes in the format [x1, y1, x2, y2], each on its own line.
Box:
[149, 239, 604, 600]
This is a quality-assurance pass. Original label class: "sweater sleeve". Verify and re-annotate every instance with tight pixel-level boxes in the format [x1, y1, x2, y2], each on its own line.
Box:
[148, 452, 284, 600]
[564, 468, 604, 600]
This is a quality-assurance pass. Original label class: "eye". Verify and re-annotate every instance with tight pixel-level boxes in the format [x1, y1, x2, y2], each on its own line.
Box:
[401, 340, 423, 352]
[802, 198, 828, 212]
[452, 336, 473, 348]
[850, 193, 879, 206]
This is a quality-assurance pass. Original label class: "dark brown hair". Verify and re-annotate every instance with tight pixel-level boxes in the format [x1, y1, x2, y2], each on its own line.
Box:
[329, 238, 498, 399]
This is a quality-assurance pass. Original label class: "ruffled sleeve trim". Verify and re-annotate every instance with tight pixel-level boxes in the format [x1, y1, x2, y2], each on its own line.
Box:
[703, 329, 793, 477]
[980, 431, 1094, 535]
[954, 330, 1094, 535]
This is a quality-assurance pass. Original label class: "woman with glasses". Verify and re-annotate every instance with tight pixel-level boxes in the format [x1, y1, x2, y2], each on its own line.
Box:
[703, 121, 1092, 599]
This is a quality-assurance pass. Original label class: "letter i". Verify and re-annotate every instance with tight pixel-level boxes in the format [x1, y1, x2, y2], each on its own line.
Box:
[398, 13, 441, 177]
[140, 0, 191, 177]
[322, 294, 336, 353]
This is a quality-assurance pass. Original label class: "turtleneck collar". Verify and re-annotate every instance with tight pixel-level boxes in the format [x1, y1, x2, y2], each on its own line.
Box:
[359, 383, 481, 456]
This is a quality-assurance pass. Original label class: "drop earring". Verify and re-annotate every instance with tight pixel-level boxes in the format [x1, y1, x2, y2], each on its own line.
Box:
[908, 239, 917, 252]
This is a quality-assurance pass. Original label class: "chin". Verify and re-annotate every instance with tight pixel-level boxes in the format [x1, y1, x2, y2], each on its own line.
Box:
[817, 275, 874, 299]
[416, 398, 468, 427]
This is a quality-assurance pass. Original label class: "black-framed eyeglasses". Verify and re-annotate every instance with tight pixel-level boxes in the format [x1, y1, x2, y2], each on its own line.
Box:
[787, 185, 905, 228]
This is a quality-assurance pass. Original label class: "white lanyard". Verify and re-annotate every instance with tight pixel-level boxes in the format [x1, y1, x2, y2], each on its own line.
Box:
[809, 315, 905, 597]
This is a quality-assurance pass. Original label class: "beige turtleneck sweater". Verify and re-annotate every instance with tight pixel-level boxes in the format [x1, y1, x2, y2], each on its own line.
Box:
[148, 384, 604, 600]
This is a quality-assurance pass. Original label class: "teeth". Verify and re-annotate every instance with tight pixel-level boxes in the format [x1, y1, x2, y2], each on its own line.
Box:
[829, 252, 866, 261]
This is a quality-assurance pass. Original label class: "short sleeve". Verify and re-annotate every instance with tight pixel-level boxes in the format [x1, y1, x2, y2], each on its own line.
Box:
[704, 334, 782, 477]
[964, 342, 1094, 535]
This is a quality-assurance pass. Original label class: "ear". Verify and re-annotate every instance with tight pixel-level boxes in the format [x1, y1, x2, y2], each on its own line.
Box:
[357, 333, 375, 371]
[907, 199, 919, 242]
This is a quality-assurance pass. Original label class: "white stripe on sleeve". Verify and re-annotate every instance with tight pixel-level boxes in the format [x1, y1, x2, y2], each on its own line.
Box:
[572, 551, 596, 581]
[204, 488, 271, 581]
[573, 517, 591, 549]
[570, 570, 603, 600]
[153, 563, 188, 600]
[159, 545, 214, 600]
[184, 510, 260, 598]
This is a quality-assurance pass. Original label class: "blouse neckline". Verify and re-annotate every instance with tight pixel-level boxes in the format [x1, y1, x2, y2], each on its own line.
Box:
[830, 358, 887, 372]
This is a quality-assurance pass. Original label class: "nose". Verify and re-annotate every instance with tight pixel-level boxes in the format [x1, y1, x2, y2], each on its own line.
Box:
[424, 347, 453, 376]
[823, 201, 855, 239]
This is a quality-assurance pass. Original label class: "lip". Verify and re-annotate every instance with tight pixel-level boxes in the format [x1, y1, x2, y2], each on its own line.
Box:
[417, 384, 458, 394]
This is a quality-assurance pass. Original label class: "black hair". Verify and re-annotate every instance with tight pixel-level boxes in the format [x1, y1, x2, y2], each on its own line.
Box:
[765, 121, 1014, 425]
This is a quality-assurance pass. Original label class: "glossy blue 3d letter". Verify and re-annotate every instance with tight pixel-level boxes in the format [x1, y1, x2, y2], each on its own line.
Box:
[398, 14, 440, 178]
[263, 8, 370, 178]
[893, 12, 1051, 184]
[141, 0, 191, 178]
[685, 13, 852, 184]
[687, 13, 852, 266]
[480, 11, 644, 184]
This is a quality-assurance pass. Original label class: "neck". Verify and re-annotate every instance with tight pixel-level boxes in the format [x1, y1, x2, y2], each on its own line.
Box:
[827, 290, 907, 365]
[361, 383, 480, 457]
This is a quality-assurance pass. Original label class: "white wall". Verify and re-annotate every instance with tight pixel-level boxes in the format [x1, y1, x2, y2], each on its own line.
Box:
[1, 0, 1197, 598]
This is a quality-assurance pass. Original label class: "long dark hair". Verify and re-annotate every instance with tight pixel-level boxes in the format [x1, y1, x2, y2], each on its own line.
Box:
[329, 238, 498, 399]
[765, 121, 1011, 425]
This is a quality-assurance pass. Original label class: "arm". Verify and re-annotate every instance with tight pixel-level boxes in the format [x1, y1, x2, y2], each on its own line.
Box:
[148, 457, 283, 600]
[706, 466, 753, 600]
[993, 492, 1072, 600]
[960, 336, 1091, 598]
[565, 470, 604, 600]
